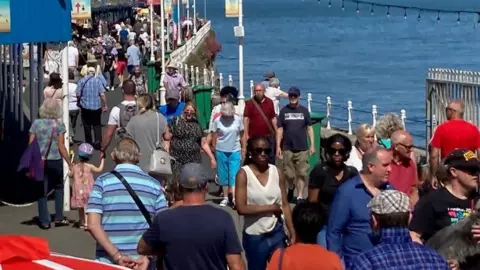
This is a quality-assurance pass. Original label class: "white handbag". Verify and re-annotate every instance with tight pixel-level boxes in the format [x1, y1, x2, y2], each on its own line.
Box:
[148, 113, 173, 175]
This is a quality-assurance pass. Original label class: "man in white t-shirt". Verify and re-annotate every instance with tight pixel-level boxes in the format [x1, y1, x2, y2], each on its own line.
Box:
[100, 80, 137, 159]
[265, 77, 288, 115]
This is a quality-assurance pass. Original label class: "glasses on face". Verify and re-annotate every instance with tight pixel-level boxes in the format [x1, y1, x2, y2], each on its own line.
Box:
[397, 143, 413, 151]
[252, 147, 272, 156]
[327, 148, 347, 156]
[289, 95, 299, 99]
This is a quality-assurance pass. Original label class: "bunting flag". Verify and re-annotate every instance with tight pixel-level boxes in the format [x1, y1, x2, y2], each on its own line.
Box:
[225, 0, 239, 18]
[182, 0, 188, 4]
[164, 0, 173, 14]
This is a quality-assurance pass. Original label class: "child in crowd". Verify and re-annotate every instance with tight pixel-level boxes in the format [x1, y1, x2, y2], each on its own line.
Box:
[69, 143, 104, 229]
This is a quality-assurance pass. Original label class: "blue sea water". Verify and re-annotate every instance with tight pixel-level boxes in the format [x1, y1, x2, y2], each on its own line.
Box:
[199, 0, 480, 146]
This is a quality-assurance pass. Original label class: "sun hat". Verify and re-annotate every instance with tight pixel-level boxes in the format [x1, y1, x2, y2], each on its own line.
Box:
[78, 143, 94, 158]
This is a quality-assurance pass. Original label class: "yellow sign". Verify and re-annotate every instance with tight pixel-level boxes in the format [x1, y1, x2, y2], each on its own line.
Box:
[72, 0, 92, 21]
[164, 0, 173, 15]
[225, 0, 239, 18]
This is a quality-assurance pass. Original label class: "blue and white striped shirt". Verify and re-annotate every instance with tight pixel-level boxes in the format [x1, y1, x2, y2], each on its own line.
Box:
[76, 75, 106, 110]
[86, 163, 167, 264]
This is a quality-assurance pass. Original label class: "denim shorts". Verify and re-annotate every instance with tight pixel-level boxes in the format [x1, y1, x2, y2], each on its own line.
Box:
[215, 150, 241, 187]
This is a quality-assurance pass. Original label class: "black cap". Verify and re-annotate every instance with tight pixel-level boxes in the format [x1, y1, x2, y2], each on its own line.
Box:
[444, 149, 480, 171]
[219, 86, 239, 99]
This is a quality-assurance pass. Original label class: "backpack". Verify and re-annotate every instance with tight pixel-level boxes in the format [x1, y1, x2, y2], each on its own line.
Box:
[116, 103, 137, 137]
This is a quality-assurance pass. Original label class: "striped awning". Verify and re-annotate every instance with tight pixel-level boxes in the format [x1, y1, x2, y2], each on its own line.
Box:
[0, 236, 129, 270]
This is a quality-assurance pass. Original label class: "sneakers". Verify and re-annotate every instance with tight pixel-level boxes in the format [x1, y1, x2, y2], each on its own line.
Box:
[220, 197, 229, 207]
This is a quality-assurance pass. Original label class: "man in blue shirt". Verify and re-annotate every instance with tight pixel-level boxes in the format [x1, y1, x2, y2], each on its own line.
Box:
[126, 40, 142, 74]
[348, 190, 449, 270]
[159, 97, 185, 124]
[326, 146, 393, 266]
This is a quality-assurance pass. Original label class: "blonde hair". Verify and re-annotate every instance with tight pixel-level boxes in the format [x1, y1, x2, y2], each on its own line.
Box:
[137, 93, 154, 114]
[355, 123, 373, 138]
[39, 98, 61, 119]
[183, 101, 197, 114]
[375, 113, 404, 139]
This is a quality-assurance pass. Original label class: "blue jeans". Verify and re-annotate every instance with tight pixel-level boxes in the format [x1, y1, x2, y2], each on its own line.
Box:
[37, 159, 65, 225]
[317, 225, 327, 247]
[243, 222, 286, 270]
[103, 70, 115, 88]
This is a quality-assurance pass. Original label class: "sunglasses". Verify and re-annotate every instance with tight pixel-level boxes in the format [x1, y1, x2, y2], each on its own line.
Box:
[327, 148, 348, 156]
[289, 94, 299, 99]
[252, 147, 272, 156]
[397, 143, 413, 150]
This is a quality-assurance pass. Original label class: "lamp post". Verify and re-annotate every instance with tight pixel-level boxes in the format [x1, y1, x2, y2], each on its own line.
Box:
[149, 1, 155, 62]
[234, 0, 244, 107]
[186, 0, 190, 33]
[177, 0, 182, 45]
[61, 42, 70, 212]
[193, 0, 197, 34]
[160, 0, 166, 105]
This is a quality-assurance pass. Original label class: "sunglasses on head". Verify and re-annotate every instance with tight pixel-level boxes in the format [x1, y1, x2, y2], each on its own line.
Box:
[252, 147, 272, 156]
[327, 148, 347, 156]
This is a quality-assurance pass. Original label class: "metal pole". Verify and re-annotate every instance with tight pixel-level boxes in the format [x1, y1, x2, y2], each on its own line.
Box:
[61, 42, 70, 212]
[177, 0, 182, 45]
[193, 0, 197, 34]
[160, 0, 166, 105]
[237, 0, 245, 107]
[166, 16, 171, 52]
[149, 2, 155, 62]
[204, 0, 206, 20]
[186, 0, 190, 33]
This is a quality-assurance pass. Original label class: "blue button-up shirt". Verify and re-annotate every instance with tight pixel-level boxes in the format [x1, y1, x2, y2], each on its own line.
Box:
[127, 45, 142, 66]
[348, 228, 449, 270]
[326, 175, 392, 266]
[159, 102, 184, 124]
[76, 75, 106, 110]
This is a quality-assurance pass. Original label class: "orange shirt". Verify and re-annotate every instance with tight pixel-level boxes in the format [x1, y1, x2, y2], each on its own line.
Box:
[267, 243, 343, 270]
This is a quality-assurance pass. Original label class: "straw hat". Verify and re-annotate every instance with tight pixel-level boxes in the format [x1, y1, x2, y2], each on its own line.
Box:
[166, 61, 178, 69]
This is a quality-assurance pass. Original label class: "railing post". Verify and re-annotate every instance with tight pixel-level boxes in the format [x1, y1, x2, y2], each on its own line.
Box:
[195, 67, 199, 86]
[190, 65, 194, 85]
[432, 114, 437, 130]
[184, 64, 189, 84]
[347, 100, 353, 135]
[219, 73, 224, 89]
[401, 109, 406, 131]
[307, 93, 312, 113]
[326, 96, 331, 129]
[372, 105, 378, 127]
[228, 75, 233, 86]
[178, 63, 183, 76]
[250, 80, 254, 98]
[203, 68, 208, 85]
[210, 70, 215, 87]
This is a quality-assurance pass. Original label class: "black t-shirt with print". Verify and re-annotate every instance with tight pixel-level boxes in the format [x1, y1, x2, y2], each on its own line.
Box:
[277, 104, 312, 151]
[308, 164, 359, 212]
[409, 187, 476, 242]
[116, 48, 127, 62]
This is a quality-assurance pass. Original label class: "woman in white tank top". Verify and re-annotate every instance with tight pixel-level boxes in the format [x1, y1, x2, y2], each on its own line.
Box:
[235, 136, 295, 270]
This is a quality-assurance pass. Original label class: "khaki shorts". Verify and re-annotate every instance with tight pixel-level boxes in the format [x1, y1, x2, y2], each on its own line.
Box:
[282, 150, 309, 181]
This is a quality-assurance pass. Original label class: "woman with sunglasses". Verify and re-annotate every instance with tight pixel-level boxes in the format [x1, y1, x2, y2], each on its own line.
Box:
[308, 133, 358, 247]
[235, 136, 295, 270]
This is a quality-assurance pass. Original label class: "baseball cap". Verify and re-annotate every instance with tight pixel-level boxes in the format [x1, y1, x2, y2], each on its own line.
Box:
[444, 149, 480, 171]
[288, 87, 301, 96]
[367, 190, 410, 215]
[179, 163, 209, 189]
[219, 86, 239, 99]
[264, 71, 275, 80]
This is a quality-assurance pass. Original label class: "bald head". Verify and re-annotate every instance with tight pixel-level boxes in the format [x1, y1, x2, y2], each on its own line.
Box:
[390, 130, 411, 145]
[391, 130, 413, 160]
[253, 83, 266, 100]
[447, 99, 465, 119]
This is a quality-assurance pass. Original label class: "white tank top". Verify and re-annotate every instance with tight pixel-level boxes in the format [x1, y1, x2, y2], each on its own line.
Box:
[242, 164, 282, 235]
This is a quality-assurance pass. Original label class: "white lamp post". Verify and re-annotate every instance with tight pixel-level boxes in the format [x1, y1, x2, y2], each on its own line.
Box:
[160, 0, 166, 105]
[193, 0, 197, 34]
[234, 0, 244, 107]
[61, 43, 70, 211]
[149, 1, 155, 62]
[186, 0, 190, 32]
[177, 0, 182, 45]
[166, 15, 171, 52]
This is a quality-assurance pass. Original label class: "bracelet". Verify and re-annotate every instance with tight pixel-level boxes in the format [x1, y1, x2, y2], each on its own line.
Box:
[113, 251, 122, 263]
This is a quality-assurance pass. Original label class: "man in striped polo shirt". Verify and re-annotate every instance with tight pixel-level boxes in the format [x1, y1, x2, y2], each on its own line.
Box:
[87, 138, 168, 269]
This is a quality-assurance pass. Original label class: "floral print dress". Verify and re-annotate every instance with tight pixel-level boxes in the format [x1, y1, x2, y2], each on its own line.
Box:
[169, 116, 204, 177]
[71, 163, 94, 208]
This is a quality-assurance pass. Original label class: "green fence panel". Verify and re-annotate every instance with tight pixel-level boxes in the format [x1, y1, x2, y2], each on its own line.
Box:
[309, 112, 325, 171]
[193, 85, 214, 130]
[147, 61, 160, 94]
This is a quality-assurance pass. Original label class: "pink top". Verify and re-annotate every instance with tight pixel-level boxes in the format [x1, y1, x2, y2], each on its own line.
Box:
[43, 86, 63, 101]
[71, 163, 95, 208]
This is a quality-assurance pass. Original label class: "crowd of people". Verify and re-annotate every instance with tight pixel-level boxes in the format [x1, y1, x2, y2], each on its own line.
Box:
[21, 21, 480, 268]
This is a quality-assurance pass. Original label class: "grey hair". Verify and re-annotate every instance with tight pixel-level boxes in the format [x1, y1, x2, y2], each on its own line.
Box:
[39, 98, 61, 119]
[113, 138, 140, 164]
[361, 146, 387, 172]
[220, 101, 235, 117]
[375, 113, 404, 139]
[269, 77, 280, 88]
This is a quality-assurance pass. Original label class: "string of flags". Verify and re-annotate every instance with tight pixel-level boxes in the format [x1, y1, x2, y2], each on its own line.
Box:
[319, 0, 480, 24]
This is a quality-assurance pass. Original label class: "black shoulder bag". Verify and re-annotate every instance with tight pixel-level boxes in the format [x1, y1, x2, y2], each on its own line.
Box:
[111, 170, 152, 225]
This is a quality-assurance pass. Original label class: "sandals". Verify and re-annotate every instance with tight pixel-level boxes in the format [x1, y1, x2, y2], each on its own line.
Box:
[54, 218, 70, 227]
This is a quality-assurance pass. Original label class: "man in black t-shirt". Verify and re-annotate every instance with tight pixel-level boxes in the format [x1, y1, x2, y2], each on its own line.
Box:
[137, 163, 245, 270]
[102, 46, 116, 91]
[410, 149, 480, 268]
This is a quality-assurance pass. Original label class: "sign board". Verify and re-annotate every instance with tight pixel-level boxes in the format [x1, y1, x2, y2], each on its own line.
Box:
[0, 0, 11, 33]
[0, 0, 72, 44]
[72, 0, 91, 21]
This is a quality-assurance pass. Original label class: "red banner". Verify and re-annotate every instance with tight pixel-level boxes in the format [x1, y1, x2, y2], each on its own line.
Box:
[146, 0, 161, 4]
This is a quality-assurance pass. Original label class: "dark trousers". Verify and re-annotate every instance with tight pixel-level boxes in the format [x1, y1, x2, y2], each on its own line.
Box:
[69, 109, 79, 138]
[37, 159, 64, 225]
[81, 108, 102, 146]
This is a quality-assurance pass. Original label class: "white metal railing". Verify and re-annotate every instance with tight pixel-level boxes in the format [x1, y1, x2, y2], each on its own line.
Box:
[169, 21, 212, 64]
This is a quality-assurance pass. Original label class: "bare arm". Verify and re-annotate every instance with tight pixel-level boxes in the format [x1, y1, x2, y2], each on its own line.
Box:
[271, 116, 278, 134]
[429, 147, 440, 185]
[202, 135, 215, 161]
[101, 125, 116, 153]
[279, 170, 295, 241]
[235, 168, 281, 216]
[88, 213, 126, 263]
[409, 231, 423, 244]
[226, 254, 245, 270]
[88, 158, 105, 173]
[58, 133, 72, 167]
[163, 126, 172, 153]
[242, 117, 249, 148]
[278, 91, 289, 98]
[307, 125, 315, 149]
[100, 93, 108, 108]
[28, 133, 35, 144]
[307, 188, 320, 203]
[276, 127, 283, 153]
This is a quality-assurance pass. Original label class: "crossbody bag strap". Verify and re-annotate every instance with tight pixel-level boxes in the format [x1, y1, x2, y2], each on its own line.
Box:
[44, 121, 57, 160]
[277, 247, 286, 270]
[79, 76, 94, 101]
[155, 112, 161, 148]
[251, 99, 275, 135]
[110, 170, 152, 226]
